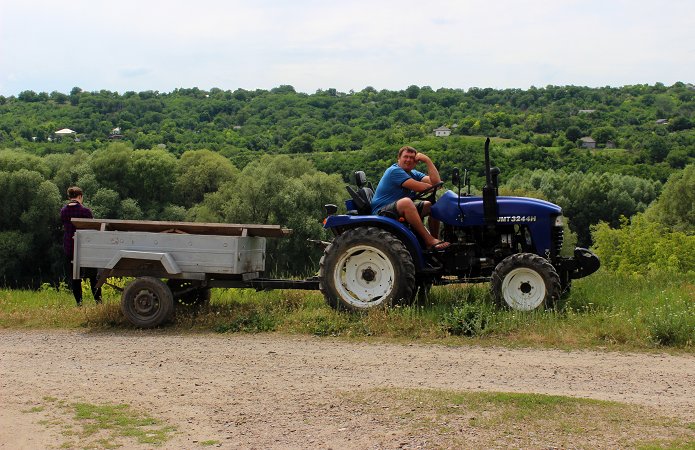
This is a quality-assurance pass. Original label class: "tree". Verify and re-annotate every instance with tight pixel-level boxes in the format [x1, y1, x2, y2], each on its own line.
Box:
[644, 165, 695, 233]
[127, 149, 178, 210]
[643, 135, 672, 163]
[175, 149, 239, 207]
[565, 126, 582, 142]
[0, 169, 61, 286]
[89, 143, 134, 195]
[592, 126, 616, 144]
[286, 133, 315, 153]
[668, 116, 693, 132]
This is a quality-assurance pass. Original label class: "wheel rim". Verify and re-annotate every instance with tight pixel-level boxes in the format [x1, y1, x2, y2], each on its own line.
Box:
[132, 289, 160, 317]
[501, 267, 546, 311]
[333, 244, 395, 308]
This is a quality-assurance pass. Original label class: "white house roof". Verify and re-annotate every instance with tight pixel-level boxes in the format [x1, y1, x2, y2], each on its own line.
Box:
[433, 126, 451, 131]
[55, 128, 76, 135]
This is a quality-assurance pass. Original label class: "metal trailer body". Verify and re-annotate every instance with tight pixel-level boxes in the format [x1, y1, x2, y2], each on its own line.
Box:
[74, 230, 266, 280]
[70, 218, 318, 328]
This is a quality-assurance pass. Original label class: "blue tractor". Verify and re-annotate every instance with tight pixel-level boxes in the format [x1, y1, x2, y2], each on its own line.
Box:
[319, 138, 600, 312]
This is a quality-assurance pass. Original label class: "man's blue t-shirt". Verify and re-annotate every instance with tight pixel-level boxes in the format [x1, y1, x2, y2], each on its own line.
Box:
[371, 164, 426, 214]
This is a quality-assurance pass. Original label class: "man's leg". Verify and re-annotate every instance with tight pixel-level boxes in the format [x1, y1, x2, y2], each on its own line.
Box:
[415, 201, 440, 239]
[396, 198, 440, 248]
[428, 218, 440, 239]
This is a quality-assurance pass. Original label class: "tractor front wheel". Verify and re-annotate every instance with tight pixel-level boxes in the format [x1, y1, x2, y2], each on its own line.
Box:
[319, 227, 415, 311]
[491, 253, 561, 311]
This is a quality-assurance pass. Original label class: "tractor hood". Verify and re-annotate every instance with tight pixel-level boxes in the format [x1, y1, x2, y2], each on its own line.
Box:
[432, 191, 562, 226]
[431, 191, 563, 256]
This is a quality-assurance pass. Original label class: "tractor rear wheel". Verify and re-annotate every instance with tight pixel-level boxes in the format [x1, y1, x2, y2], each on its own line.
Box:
[491, 253, 561, 311]
[319, 227, 415, 311]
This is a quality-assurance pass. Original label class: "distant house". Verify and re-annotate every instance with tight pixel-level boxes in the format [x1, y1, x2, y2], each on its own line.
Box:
[580, 137, 596, 149]
[655, 119, 668, 125]
[54, 128, 77, 141]
[433, 126, 451, 137]
[578, 109, 596, 114]
[109, 127, 124, 139]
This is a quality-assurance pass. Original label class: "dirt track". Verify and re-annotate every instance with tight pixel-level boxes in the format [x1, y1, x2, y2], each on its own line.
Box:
[0, 330, 693, 449]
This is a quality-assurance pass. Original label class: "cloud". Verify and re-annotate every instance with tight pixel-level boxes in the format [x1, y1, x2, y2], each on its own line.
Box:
[1, 0, 693, 95]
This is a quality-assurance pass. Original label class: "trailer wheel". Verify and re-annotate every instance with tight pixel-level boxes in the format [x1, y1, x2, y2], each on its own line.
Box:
[319, 226, 415, 311]
[491, 253, 561, 311]
[121, 277, 174, 328]
[167, 280, 211, 307]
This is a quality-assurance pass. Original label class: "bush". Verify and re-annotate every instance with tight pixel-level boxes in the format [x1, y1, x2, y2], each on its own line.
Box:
[592, 214, 695, 275]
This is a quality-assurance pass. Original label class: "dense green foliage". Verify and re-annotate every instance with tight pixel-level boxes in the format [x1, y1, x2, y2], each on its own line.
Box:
[0, 83, 693, 286]
[592, 165, 695, 276]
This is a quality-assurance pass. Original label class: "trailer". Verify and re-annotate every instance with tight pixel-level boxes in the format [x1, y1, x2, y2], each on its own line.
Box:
[71, 218, 319, 328]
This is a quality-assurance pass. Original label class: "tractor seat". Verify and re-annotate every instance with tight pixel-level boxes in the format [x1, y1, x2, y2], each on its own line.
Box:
[346, 171, 374, 215]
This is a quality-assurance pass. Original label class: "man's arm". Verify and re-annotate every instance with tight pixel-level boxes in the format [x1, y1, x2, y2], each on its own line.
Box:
[401, 152, 440, 192]
[415, 152, 441, 184]
[402, 178, 433, 192]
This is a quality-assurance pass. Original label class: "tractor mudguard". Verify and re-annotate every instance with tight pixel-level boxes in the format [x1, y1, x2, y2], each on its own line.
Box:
[323, 214, 427, 269]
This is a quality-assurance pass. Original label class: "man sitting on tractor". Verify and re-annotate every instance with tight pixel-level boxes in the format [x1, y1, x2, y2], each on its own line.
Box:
[371, 146, 450, 251]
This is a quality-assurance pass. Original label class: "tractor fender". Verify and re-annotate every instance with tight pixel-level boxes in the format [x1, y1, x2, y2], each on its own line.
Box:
[324, 215, 427, 269]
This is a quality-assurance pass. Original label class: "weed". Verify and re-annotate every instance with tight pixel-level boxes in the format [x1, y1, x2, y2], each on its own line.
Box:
[645, 298, 695, 347]
[441, 301, 496, 336]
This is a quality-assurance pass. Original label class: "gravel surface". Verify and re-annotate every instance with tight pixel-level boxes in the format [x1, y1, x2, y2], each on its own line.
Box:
[1, 330, 693, 449]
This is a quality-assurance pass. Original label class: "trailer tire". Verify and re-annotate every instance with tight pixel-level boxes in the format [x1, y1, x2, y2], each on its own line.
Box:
[319, 226, 415, 311]
[121, 277, 174, 328]
[167, 280, 211, 307]
[491, 253, 561, 311]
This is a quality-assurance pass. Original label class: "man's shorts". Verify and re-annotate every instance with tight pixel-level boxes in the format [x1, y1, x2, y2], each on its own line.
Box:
[377, 199, 426, 218]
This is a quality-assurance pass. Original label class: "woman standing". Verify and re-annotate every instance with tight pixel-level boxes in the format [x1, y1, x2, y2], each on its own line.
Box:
[60, 186, 101, 306]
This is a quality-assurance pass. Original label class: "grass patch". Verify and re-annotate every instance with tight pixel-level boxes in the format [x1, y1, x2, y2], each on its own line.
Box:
[1, 271, 693, 351]
[23, 397, 175, 448]
[344, 388, 695, 449]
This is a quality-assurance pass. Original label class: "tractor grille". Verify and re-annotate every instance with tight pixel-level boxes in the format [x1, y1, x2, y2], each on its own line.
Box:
[551, 226, 564, 257]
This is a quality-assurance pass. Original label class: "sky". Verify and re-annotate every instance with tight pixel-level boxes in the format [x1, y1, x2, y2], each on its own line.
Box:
[1, 0, 693, 96]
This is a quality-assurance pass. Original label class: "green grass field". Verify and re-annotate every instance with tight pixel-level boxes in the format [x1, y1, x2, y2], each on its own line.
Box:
[1, 271, 692, 351]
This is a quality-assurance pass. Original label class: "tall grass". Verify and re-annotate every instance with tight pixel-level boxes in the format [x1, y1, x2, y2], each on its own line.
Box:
[1, 271, 692, 350]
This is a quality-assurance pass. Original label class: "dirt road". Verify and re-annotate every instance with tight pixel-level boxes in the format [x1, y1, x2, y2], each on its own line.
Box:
[0, 330, 693, 449]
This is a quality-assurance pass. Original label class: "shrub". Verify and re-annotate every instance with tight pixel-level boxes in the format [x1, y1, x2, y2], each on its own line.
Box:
[592, 214, 695, 275]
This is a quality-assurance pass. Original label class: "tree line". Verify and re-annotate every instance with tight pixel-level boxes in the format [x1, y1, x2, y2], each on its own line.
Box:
[1, 83, 693, 177]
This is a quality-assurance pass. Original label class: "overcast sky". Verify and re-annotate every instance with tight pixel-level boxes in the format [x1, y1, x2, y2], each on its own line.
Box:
[1, 0, 693, 96]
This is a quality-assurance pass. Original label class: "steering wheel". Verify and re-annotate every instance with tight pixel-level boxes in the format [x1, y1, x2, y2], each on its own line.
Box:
[413, 181, 445, 201]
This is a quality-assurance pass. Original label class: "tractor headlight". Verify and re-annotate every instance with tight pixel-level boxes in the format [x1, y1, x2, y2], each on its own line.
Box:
[554, 215, 564, 227]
